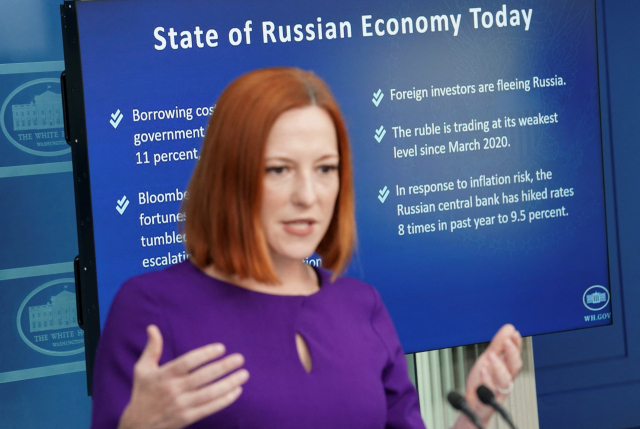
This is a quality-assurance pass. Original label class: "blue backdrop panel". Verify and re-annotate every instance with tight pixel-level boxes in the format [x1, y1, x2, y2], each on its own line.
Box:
[0, 371, 91, 429]
[0, 173, 78, 270]
[0, 1, 91, 428]
[73, 0, 610, 353]
[0, 0, 64, 64]
[533, 1, 640, 427]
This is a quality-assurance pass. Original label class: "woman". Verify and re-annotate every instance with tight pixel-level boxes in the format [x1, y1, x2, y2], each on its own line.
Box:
[91, 67, 522, 429]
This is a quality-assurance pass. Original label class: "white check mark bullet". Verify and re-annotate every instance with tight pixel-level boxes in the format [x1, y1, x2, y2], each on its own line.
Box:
[372, 89, 384, 107]
[110, 109, 123, 129]
[378, 186, 390, 203]
[374, 125, 386, 143]
[116, 195, 129, 215]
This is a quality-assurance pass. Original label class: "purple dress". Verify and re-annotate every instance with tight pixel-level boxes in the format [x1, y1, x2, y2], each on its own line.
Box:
[91, 261, 425, 429]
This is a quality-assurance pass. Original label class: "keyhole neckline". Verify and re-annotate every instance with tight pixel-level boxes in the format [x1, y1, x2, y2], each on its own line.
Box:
[295, 332, 313, 374]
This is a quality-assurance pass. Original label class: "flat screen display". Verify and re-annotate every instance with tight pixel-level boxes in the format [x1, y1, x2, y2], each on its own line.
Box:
[70, 0, 611, 352]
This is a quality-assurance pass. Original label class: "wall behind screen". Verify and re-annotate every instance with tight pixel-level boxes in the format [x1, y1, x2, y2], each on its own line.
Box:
[531, 1, 640, 428]
[0, 1, 639, 429]
[0, 0, 91, 428]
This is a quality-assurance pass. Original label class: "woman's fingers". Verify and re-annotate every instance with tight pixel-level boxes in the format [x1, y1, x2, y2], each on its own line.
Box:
[486, 324, 517, 356]
[162, 343, 227, 377]
[183, 353, 245, 390]
[503, 338, 523, 377]
[486, 352, 514, 400]
[183, 368, 250, 409]
[171, 359, 248, 427]
[137, 325, 163, 371]
[504, 328, 522, 358]
[183, 386, 244, 424]
[123, 327, 247, 429]
[512, 330, 523, 350]
[463, 326, 523, 427]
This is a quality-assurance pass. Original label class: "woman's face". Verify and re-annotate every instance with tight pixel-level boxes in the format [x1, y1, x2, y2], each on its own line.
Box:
[260, 105, 340, 266]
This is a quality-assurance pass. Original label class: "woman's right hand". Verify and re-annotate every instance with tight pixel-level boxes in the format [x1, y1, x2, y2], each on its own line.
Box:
[118, 325, 249, 429]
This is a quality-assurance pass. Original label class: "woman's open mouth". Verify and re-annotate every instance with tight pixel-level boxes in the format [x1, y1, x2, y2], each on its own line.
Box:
[282, 220, 315, 236]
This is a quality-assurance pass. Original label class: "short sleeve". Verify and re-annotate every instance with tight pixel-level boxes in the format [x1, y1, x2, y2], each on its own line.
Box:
[370, 287, 426, 429]
[90, 277, 175, 429]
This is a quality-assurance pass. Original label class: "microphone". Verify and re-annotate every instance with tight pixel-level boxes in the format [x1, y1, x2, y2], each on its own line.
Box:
[476, 385, 518, 429]
[447, 391, 484, 429]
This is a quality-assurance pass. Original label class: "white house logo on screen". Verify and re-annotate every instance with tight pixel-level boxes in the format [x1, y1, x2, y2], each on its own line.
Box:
[16, 278, 84, 356]
[582, 285, 610, 312]
[1, 78, 70, 157]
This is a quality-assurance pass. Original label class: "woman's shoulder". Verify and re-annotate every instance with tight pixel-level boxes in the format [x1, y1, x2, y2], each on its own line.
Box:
[323, 266, 383, 288]
[124, 258, 200, 284]
[317, 266, 370, 289]
[117, 260, 210, 296]
[109, 261, 223, 321]
[102, 261, 218, 350]
[316, 267, 383, 310]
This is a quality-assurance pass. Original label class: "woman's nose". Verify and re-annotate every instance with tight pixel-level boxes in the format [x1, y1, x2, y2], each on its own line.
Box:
[291, 171, 317, 207]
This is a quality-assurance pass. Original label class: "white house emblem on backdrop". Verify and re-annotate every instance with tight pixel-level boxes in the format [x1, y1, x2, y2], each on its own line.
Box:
[12, 87, 63, 131]
[16, 279, 84, 356]
[1, 78, 70, 157]
[28, 287, 77, 333]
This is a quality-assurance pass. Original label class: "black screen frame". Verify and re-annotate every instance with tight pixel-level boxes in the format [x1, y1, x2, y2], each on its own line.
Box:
[60, 1, 101, 395]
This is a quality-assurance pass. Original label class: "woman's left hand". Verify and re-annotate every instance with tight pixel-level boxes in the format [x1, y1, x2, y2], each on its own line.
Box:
[463, 324, 523, 427]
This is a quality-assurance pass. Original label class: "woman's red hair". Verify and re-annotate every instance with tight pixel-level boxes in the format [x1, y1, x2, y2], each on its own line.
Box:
[183, 67, 355, 283]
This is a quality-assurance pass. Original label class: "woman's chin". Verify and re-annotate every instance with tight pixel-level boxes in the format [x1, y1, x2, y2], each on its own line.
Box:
[269, 245, 320, 265]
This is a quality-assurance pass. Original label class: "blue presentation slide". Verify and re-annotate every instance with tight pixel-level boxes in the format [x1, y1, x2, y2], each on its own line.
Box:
[74, 0, 610, 352]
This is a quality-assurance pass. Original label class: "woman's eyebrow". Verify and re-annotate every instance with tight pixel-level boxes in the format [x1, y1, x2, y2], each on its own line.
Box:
[264, 156, 294, 163]
[315, 154, 340, 161]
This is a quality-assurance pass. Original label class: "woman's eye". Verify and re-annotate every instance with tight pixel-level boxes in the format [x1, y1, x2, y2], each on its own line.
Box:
[318, 165, 338, 173]
[266, 166, 288, 174]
